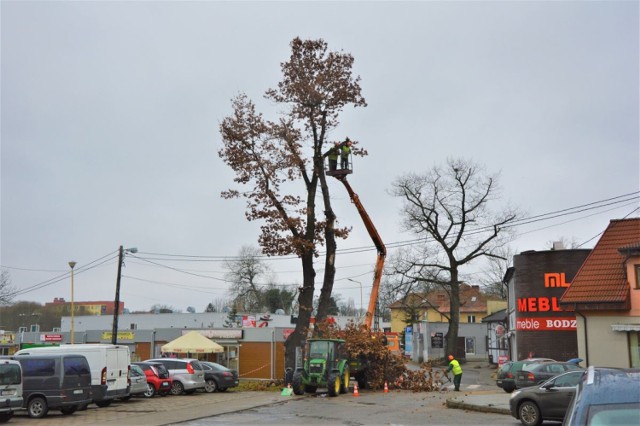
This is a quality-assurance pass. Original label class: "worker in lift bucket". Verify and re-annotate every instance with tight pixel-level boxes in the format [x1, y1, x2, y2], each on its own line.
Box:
[324, 142, 340, 171]
[447, 354, 463, 391]
[340, 138, 352, 170]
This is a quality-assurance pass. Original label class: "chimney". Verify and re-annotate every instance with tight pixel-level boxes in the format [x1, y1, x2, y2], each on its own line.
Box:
[552, 241, 565, 250]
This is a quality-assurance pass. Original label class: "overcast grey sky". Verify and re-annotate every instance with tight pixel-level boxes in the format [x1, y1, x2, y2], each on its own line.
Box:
[1, 0, 638, 314]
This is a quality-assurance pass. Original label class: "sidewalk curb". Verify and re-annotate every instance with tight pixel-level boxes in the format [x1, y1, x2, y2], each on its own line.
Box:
[445, 398, 510, 415]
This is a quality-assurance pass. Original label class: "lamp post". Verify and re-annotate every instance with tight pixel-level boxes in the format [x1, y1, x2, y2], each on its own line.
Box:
[68, 261, 76, 344]
[112, 246, 137, 344]
[348, 278, 363, 320]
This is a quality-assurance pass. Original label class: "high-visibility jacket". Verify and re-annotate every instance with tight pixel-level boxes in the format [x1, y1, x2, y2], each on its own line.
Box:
[449, 359, 462, 375]
[340, 145, 351, 158]
[328, 147, 339, 160]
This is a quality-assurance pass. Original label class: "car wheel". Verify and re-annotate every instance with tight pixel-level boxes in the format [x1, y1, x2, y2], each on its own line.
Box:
[518, 400, 542, 426]
[60, 405, 78, 415]
[95, 400, 112, 408]
[144, 383, 156, 398]
[171, 381, 185, 395]
[205, 379, 218, 393]
[27, 396, 49, 418]
[503, 385, 515, 393]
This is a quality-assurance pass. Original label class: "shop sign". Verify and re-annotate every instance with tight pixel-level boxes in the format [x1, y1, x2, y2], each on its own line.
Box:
[40, 334, 62, 342]
[515, 317, 577, 331]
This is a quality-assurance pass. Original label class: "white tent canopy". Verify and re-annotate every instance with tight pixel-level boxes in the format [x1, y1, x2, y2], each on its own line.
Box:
[161, 330, 224, 354]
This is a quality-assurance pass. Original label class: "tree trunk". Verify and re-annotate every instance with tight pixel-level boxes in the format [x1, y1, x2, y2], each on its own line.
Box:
[445, 272, 460, 358]
[315, 162, 337, 327]
[284, 251, 315, 370]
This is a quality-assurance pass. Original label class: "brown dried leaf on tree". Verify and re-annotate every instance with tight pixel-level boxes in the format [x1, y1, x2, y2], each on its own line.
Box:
[315, 321, 444, 392]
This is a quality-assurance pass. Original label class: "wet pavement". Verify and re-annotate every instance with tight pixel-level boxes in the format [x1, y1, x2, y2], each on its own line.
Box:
[8, 361, 513, 425]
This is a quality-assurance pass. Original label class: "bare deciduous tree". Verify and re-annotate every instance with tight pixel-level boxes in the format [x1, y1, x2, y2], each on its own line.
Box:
[224, 246, 270, 312]
[390, 158, 519, 357]
[219, 38, 366, 369]
[0, 270, 16, 306]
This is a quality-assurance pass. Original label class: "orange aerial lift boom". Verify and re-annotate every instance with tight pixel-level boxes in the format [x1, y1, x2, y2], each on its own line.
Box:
[331, 172, 386, 330]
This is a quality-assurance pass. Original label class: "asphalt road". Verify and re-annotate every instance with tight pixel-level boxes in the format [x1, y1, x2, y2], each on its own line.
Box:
[182, 389, 519, 426]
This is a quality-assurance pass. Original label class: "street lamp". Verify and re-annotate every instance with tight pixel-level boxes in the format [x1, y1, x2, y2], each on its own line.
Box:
[347, 278, 363, 320]
[112, 246, 137, 344]
[68, 261, 76, 344]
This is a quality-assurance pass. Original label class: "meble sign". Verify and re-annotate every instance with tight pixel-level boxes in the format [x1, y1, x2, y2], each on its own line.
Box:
[515, 317, 576, 331]
[515, 272, 576, 331]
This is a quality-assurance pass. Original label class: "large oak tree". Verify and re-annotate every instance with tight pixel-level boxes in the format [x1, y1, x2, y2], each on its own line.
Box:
[218, 38, 366, 369]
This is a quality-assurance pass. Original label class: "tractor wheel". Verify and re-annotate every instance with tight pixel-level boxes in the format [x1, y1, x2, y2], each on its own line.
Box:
[340, 368, 350, 394]
[292, 371, 305, 396]
[328, 372, 340, 397]
[356, 372, 368, 390]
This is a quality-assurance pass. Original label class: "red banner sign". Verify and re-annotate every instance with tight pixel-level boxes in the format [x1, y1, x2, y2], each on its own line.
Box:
[515, 317, 576, 331]
[41, 334, 62, 342]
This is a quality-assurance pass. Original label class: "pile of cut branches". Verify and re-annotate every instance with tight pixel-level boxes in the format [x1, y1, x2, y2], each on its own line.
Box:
[314, 321, 447, 391]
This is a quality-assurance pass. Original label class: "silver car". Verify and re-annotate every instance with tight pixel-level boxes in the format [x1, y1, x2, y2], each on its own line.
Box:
[123, 364, 149, 399]
[145, 358, 205, 395]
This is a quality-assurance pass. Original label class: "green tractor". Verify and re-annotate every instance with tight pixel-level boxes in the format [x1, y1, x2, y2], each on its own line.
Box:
[291, 338, 350, 397]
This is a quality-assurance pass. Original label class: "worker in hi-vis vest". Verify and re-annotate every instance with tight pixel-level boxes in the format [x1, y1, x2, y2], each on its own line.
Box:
[447, 354, 463, 391]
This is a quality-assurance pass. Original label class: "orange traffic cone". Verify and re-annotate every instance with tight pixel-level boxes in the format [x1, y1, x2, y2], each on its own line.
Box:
[384, 381, 389, 393]
[353, 382, 360, 397]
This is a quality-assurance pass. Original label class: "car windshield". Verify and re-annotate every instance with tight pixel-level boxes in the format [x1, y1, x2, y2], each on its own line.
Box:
[0, 364, 21, 385]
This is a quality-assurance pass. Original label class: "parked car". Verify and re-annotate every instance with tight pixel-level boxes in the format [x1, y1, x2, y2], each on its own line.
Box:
[201, 361, 239, 393]
[132, 361, 172, 397]
[13, 353, 92, 418]
[515, 362, 584, 388]
[0, 359, 24, 423]
[15, 344, 131, 407]
[122, 364, 149, 399]
[510, 369, 584, 426]
[563, 366, 640, 426]
[497, 358, 555, 393]
[144, 358, 205, 395]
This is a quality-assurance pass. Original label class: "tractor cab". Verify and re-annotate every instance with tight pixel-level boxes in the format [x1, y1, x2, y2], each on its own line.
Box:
[292, 338, 350, 397]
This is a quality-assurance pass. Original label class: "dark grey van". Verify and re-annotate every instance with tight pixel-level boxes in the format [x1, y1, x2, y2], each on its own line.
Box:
[14, 354, 92, 418]
[0, 359, 23, 422]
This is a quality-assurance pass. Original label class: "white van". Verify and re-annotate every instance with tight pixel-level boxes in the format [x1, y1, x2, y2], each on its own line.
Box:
[15, 344, 130, 407]
[0, 359, 23, 422]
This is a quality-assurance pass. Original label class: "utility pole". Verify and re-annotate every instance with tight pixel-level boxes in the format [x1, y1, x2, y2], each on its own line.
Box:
[112, 245, 124, 345]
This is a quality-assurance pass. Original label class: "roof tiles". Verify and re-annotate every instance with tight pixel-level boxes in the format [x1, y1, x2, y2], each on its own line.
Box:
[560, 218, 640, 305]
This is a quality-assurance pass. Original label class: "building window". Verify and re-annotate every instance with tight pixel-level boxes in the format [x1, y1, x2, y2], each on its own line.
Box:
[636, 265, 640, 289]
[130, 323, 137, 330]
[467, 315, 476, 323]
[630, 331, 640, 368]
